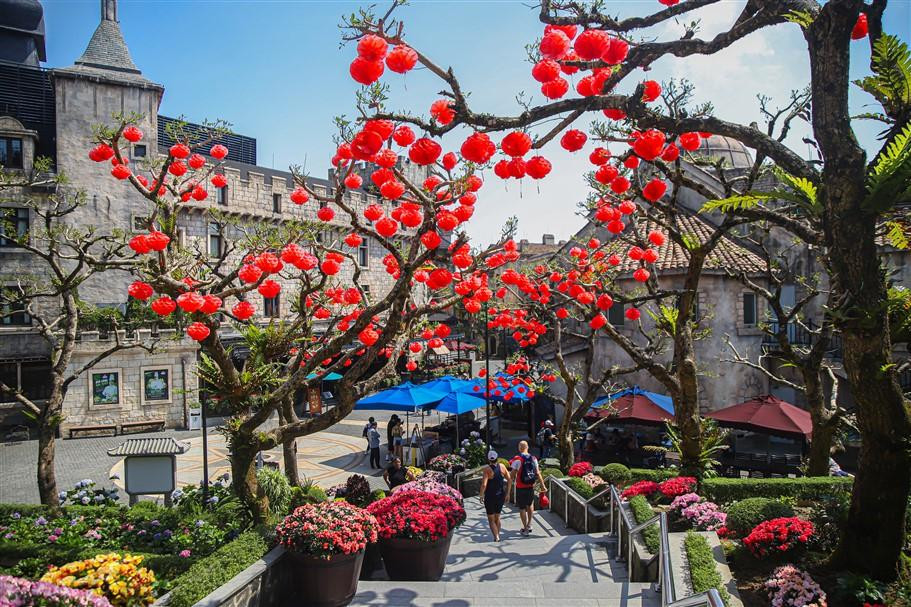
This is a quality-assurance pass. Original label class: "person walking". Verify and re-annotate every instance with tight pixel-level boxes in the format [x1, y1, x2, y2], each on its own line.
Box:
[510, 440, 545, 535]
[362, 416, 375, 454]
[386, 414, 400, 463]
[479, 450, 511, 542]
[367, 421, 382, 469]
[537, 420, 555, 459]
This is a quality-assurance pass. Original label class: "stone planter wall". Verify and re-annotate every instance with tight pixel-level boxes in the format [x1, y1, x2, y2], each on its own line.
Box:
[619, 501, 659, 583]
[548, 479, 611, 534]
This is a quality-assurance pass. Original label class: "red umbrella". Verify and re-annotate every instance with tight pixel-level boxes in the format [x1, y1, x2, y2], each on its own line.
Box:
[705, 395, 812, 440]
[586, 387, 675, 425]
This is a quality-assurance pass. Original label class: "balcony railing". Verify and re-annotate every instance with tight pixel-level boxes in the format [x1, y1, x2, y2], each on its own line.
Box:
[761, 321, 842, 359]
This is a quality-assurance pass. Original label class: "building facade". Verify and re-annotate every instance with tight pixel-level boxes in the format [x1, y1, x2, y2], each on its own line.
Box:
[0, 0, 418, 437]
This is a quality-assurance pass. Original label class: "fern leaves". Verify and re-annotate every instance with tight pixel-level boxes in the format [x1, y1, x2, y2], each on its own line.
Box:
[855, 35, 911, 122]
[865, 121, 911, 212]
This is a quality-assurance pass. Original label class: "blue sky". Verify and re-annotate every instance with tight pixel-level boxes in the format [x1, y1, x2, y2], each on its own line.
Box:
[43, 0, 911, 246]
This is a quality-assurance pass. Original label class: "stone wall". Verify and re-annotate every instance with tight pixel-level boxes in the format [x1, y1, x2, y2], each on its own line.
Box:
[60, 329, 198, 434]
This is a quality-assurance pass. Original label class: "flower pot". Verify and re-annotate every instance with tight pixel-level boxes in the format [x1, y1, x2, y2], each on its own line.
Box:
[287, 549, 364, 607]
[379, 533, 453, 581]
[359, 543, 382, 580]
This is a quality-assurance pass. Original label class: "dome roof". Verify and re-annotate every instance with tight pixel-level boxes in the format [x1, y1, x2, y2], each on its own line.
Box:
[0, 0, 44, 33]
[694, 135, 754, 169]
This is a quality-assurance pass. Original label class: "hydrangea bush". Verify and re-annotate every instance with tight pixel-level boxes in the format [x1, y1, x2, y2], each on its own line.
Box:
[275, 501, 378, 559]
[680, 501, 727, 531]
[367, 490, 466, 542]
[460, 433, 488, 468]
[764, 565, 827, 607]
[40, 553, 156, 607]
[669, 493, 701, 515]
[58, 480, 119, 507]
[427, 454, 467, 473]
[0, 575, 113, 607]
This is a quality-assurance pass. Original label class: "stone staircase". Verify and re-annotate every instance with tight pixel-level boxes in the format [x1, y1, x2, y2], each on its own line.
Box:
[353, 497, 659, 606]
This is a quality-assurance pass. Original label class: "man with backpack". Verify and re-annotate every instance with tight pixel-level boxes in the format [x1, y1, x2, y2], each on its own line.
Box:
[509, 440, 546, 536]
[537, 420, 555, 459]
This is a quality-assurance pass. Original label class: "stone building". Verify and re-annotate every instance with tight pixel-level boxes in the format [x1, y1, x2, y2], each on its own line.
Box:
[0, 0, 419, 437]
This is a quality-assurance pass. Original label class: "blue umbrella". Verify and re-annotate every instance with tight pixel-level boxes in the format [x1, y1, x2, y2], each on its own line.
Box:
[306, 372, 343, 381]
[421, 376, 471, 394]
[355, 382, 447, 413]
[434, 391, 487, 415]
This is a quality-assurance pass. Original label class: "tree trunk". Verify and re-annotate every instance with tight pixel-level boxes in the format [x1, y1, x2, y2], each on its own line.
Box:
[557, 422, 574, 471]
[804, 373, 836, 477]
[673, 315, 704, 476]
[37, 417, 59, 508]
[230, 441, 269, 524]
[282, 438, 300, 486]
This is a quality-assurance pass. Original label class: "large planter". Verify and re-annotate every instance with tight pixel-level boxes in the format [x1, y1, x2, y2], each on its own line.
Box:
[287, 550, 364, 607]
[359, 543, 382, 580]
[379, 533, 453, 581]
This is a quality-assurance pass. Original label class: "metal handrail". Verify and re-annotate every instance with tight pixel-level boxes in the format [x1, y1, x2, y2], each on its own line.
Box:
[549, 478, 612, 533]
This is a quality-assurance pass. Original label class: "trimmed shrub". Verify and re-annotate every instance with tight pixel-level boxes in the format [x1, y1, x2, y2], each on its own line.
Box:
[701, 477, 852, 505]
[167, 532, 269, 607]
[599, 463, 631, 486]
[541, 468, 564, 481]
[0, 504, 50, 520]
[565, 477, 595, 500]
[628, 495, 659, 555]
[684, 531, 731, 606]
[725, 497, 795, 538]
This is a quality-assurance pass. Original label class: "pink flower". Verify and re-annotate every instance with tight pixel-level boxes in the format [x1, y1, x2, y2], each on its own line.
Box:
[179, 550, 191, 558]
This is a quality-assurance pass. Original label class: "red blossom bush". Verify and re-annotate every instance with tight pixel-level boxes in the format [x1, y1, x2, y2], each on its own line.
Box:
[568, 462, 593, 477]
[657, 476, 697, 498]
[367, 490, 466, 542]
[620, 480, 659, 499]
[276, 501, 378, 559]
[743, 517, 815, 559]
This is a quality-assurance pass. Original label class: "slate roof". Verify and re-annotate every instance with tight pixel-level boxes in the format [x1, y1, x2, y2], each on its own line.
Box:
[604, 212, 766, 275]
[107, 437, 190, 456]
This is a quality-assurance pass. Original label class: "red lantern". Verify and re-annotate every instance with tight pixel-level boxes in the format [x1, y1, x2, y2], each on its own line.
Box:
[532, 59, 561, 83]
[648, 231, 666, 246]
[364, 204, 383, 222]
[364, 119, 395, 141]
[633, 268, 650, 282]
[632, 129, 666, 161]
[408, 138, 442, 166]
[393, 126, 415, 146]
[128, 281, 154, 301]
[851, 13, 868, 39]
[385, 44, 418, 73]
[541, 78, 569, 100]
[375, 217, 399, 237]
[187, 322, 210, 342]
[597, 294, 614, 310]
[359, 327, 379, 346]
[603, 38, 629, 64]
[430, 99, 455, 125]
[661, 144, 680, 162]
[678, 132, 701, 151]
[625, 307, 641, 321]
[525, 156, 552, 179]
[545, 24, 578, 39]
[357, 34, 387, 61]
[590, 313, 607, 330]
[129, 234, 151, 254]
[290, 187, 309, 204]
[170, 143, 190, 159]
[211, 174, 227, 188]
[321, 259, 341, 275]
[349, 57, 384, 85]
[574, 29, 609, 61]
[351, 130, 384, 159]
[540, 30, 570, 60]
[618, 200, 637, 215]
[560, 129, 587, 152]
[427, 268, 453, 289]
[643, 248, 659, 263]
[258, 280, 281, 298]
[123, 126, 143, 142]
[380, 180, 406, 200]
[406, 360, 418, 371]
[168, 161, 187, 177]
[238, 264, 263, 284]
[610, 176, 631, 194]
[210, 144, 228, 160]
[317, 206, 335, 222]
[147, 231, 170, 252]
[460, 132, 496, 164]
[500, 131, 532, 157]
[344, 233, 363, 247]
[442, 152, 458, 171]
[188, 153, 206, 170]
[177, 291, 205, 313]
[642, 178, 667, 202]
[344, 174, 362, 189]
[191, 185, 207, 201]
[641, 80, 661, 102]
[200, 295, 222, 315]
[603, 108, 626, 121]
[88, 143, 114, 162]
[232, 300, 255, 320]
[507, 158, 527, 179]
[150, 296, 176, 316]
[111, 164, 131, 180]
[420, 231, 442, 249]
[595, 164, 619, 184]
[436, 211, 459, 231]
[590, 147, 611, 165]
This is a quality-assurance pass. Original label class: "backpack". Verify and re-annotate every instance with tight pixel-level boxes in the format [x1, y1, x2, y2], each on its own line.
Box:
[536, 427, 547, 443]
[362, 424, 369, 438]
[519, 454, 538, 485]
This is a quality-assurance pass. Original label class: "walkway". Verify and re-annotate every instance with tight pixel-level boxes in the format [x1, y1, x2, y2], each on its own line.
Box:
[353, 496, 659, 606]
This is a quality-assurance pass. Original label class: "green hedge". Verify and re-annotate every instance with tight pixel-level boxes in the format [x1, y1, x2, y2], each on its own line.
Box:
[564, 477, 595, 500]
[684, 531, 731, 606]
[628, 495, 659, 555]
[541, 468, 564, 481]
[167, 531, 269, 607]
[598, 463, 631, 485]
[0, 504, 50, 519]
[725, 498, 795, 537]
[701, 477, 853, 505]
[0, 544, 191, 581]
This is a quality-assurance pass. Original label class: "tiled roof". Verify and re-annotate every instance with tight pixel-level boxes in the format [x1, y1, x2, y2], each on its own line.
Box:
[604, 212, 766, 275]
[107, 437, 189, 456]
[74, 19, 139, 74]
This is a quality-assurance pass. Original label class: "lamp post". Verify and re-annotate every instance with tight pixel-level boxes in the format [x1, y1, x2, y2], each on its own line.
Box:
[484, 305, 491, 447]
[201, 388, 209, 502]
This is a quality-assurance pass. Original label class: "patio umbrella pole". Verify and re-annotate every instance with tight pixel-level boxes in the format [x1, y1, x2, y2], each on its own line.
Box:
[485, 306, 491, 448]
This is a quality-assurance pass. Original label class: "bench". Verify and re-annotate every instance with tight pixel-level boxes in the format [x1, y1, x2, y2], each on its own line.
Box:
[120, 419, 166, 434]
[69, 424, 117, 438]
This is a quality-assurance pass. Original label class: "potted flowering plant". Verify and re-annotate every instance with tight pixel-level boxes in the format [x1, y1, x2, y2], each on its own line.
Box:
[390, 476, 464, 503]
[276, 501, 378, 606]
[427, 453, 467, 474]
[366, 490, 466, 581]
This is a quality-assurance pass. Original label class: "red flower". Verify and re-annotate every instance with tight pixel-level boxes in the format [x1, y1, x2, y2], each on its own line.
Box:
[367, 490, 465, 542]
[743, 517, 814, 559]
[621, 480, 659, 499]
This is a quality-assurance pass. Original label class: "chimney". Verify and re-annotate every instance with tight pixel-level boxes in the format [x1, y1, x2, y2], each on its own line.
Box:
[102, 0, 118, 21]
[542, 234, 555, 245]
